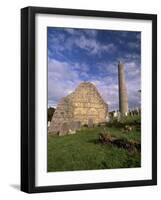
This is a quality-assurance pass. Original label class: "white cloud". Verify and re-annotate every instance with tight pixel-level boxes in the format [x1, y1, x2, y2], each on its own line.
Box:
[83, 29, 97, 37]
[125, 61, 141, 80]
[75, 35, 116, 55]
[48, 28, 141, 111]
[64, 28, 76, 34]
[48, 58, 141, 111]
[128, 42, 140, 49]
[65, 28, 97, 38]
[48, 59, 82, 107]
[48, 28, 116, 57]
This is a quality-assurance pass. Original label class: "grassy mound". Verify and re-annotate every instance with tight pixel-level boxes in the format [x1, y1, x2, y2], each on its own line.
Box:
[48, 125, 141, 172]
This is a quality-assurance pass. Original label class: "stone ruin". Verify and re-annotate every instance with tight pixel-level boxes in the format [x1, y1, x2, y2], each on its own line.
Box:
[48, 82, 108, 135]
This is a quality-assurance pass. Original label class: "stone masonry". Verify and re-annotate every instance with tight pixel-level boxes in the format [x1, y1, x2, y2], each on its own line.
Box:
[48, 82, 108, 135]
[118, 62, 128, 115]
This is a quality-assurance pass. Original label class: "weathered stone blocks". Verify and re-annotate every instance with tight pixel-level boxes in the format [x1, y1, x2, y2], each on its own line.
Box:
[48, 82, 108, 135]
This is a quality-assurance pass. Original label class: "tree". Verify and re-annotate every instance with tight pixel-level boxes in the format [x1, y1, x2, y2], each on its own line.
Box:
[48, 107, 55, 122]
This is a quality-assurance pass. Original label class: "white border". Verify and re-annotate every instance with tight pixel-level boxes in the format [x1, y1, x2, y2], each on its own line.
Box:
[35, 14, 152, 186]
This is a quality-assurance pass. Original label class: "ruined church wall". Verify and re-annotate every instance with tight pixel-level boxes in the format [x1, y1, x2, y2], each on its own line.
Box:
[48, 82, 108, 134]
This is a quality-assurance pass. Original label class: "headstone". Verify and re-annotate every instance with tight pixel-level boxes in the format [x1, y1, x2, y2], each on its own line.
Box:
[113, 111, 118, 118]
[117, 112, 121, 122]
[48, 121, 50, 127]
[68, 121, 81, 133]
[139, 108, 141, 115]
[74, 121, 81, 130]
[124, 112, 128, 116]
[88, 118, 93, 128]
[59, 122, 69, 136]
[129, 111, 133, 116]
[136, 107, 139, 115]
[106, 115, 110, 122]
[68, 129, 76, 135]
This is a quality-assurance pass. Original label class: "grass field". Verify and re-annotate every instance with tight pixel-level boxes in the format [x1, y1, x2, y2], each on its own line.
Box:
[48, 116, 141, 172]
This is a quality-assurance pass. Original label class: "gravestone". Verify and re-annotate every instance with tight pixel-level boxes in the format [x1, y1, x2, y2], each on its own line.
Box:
[88, 118, 93, 128]
[73, 121, 81, 130]
[59, 122, 70, 136]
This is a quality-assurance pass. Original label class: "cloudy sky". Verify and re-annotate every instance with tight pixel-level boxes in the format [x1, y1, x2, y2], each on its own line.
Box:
[48, 27, 141, 111]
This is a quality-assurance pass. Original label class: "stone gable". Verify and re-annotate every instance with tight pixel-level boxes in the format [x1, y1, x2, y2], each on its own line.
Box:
[48, 82, 108, 135]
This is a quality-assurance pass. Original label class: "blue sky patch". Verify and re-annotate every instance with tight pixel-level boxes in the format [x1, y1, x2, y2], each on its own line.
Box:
[48, 27, 141, 111]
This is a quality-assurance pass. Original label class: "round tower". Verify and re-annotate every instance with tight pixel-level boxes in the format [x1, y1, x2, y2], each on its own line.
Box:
[118, 62, 128, 115]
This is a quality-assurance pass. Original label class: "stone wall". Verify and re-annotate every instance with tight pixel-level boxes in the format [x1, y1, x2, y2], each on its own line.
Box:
[48, 82, 108, 135]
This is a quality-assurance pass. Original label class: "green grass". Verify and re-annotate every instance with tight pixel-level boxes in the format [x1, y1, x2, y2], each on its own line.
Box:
[48, 122, 141, 172]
